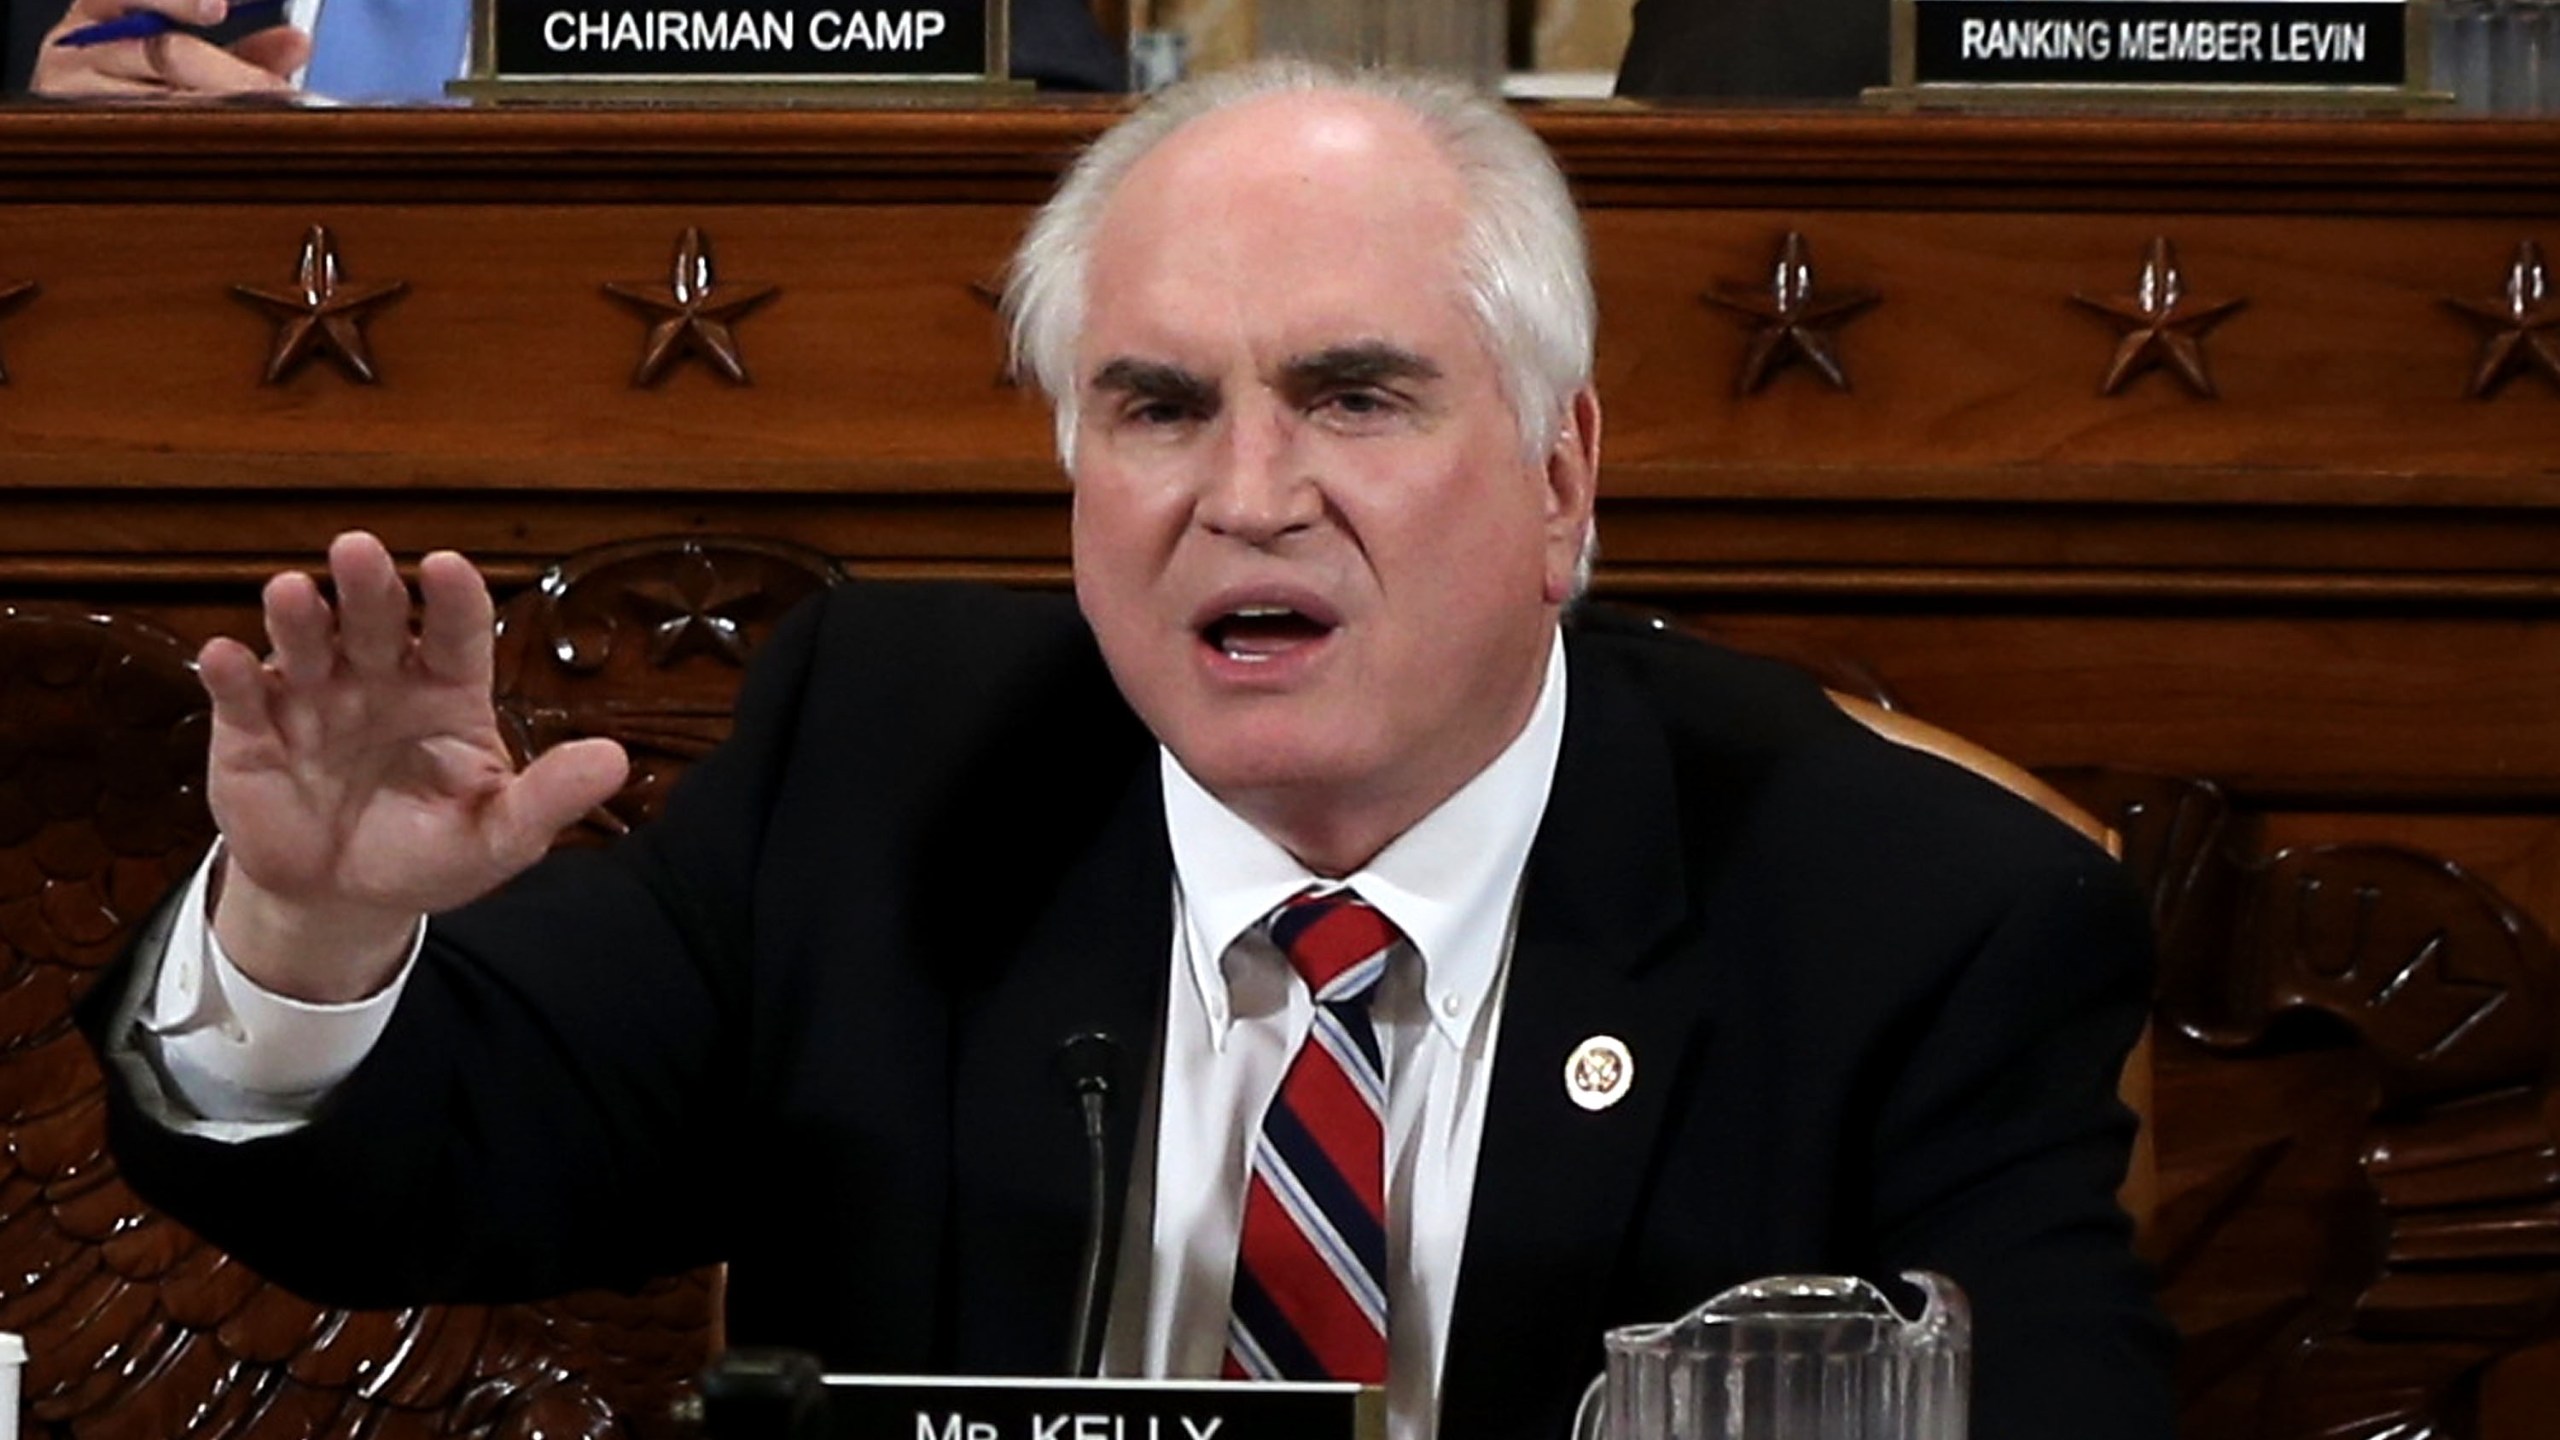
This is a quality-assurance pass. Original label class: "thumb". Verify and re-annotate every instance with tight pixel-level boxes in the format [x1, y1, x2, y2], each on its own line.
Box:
[486, 737, 632, 868]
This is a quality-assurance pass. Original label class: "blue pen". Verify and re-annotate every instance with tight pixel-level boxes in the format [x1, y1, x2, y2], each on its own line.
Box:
[54, 0, 288, 48]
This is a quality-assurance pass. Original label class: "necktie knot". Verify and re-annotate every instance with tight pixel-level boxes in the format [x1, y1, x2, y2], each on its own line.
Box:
[1267, 889, 1401, 1005]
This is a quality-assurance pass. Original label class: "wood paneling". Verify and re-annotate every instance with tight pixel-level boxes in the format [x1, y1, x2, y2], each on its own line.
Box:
[1683, 611, 2560, 801]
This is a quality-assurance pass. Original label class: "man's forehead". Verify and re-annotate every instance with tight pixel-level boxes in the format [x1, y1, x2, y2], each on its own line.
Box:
[1148, 87, 1451, 177]
[1081, 95, 1474, 353]
[1099, 90, 1467, 245]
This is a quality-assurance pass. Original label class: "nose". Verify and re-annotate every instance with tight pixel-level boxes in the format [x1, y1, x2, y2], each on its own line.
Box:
[1196, 404, 1320, 546]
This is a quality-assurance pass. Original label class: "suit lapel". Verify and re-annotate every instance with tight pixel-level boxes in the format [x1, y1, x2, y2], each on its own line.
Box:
[1438, 641, 1716, 1440]
[946, 756, 1171, 1374]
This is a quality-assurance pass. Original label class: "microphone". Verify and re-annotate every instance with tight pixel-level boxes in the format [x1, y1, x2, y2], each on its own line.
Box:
[695, 1348, 831, 1440]
[1056, 1031, 1122, 1379]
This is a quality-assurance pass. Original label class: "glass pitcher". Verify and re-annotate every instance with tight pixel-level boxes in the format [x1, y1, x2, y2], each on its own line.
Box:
[1571, 1272, 1970, 1440]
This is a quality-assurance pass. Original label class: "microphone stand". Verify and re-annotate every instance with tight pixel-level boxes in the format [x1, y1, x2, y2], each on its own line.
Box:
[1057, 1031, 1122, 1379]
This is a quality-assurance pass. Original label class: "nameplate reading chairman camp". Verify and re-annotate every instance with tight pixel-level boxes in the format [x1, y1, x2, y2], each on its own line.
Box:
[492, 0, 989, 79]
[1903, 0, 2410, 90]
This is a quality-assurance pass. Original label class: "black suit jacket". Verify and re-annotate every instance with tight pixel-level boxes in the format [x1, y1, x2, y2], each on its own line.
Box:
[97, 582, 2171, 1440]
[1616, 0, 1891, 100]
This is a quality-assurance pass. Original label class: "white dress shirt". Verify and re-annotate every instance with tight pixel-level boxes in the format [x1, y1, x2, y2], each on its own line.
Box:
[1106, 632, 1566, 1440]
[123, 631, 1570, 1440]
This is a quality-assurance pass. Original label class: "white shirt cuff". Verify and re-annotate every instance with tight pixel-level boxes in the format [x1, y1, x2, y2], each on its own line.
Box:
[121, 845, 422, 1140]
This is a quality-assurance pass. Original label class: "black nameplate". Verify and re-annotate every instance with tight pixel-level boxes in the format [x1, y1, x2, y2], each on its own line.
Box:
[491, 0, 988, 79]
[1912, 0, 2407, 88]
[818, 1375, 1384, 1440]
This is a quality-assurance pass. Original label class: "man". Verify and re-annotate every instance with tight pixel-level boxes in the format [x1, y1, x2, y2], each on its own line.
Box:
[90, 61, 2171, 1440]
[19, 0, 1119, 97]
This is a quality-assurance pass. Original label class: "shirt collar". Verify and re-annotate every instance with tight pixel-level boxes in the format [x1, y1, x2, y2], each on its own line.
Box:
[1162, 629, 1569, 1047]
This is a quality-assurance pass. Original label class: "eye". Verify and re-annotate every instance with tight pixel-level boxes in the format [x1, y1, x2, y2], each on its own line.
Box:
[1123, 396, 1203, 428]
[1314, 387, 1401, 422]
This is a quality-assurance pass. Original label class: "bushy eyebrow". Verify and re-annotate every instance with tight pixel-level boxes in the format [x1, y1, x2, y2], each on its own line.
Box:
[1086, 343, 1441, 414]
[1279, 342, 1442, 395]
[1089, 357, 1218, 414]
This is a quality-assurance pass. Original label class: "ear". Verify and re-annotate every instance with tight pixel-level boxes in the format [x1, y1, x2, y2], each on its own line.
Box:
[1540, 386, 1603, 605]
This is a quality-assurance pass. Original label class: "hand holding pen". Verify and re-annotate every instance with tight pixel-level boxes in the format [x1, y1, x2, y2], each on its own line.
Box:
[55, 0, 286, 48]
[33, 0, 309, 97]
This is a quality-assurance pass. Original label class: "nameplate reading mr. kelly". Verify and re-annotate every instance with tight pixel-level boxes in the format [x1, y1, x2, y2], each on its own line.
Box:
[820, 1375, 1385, 1440]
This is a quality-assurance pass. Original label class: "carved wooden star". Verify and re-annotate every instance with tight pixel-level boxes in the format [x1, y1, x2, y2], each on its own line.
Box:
[2072, 237, 2246, 398]
[2444, 240, 2560, 398]
[604, 228, 776, 387]
[232, 226, 407, 385]
[0, 279, 35, 384]
[1702, 232, 1880, 395]
[620, 547, 767, 666]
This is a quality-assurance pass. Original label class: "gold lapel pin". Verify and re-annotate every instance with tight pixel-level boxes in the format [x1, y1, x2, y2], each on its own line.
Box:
[1565, 1035, 1634, 1112]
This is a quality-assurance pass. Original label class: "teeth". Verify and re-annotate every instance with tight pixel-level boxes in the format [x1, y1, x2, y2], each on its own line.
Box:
[1207, 603, 1319, 664]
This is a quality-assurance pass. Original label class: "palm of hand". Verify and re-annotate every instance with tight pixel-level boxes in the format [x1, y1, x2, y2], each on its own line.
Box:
[210, 662, 535, 920]
[200, 540, 630, 958]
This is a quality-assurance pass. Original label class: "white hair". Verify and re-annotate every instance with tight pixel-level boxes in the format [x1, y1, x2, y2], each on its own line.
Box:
[1002, 58, 1598, 476]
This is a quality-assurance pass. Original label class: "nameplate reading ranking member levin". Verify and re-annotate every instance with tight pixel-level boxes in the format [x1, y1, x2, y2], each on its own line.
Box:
[492, 0, 988, 79]
[1907, 0, 2407, 88]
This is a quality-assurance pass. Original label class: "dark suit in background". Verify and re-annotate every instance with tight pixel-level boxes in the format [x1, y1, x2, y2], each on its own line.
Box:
[1010, 0, 1123, 90]
[6, 0, 55, 90]
[1616, 0, 1890, 99]
[93, 581, 2170, 1440]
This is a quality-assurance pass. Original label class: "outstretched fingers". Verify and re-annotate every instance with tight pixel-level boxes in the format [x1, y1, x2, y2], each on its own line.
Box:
[262, 567, 338, 689]
[197, 634, 278, 740]
[200, 538, 581, 941]
[332, 531, 415, 680]
[414, 549, 497, 686]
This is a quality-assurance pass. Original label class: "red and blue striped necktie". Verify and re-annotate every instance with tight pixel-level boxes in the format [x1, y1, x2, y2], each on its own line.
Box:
[1224, 888, 1400, 1386]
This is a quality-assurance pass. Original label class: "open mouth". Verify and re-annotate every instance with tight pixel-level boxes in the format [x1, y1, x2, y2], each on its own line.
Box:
[1201, 605, 1336, 664]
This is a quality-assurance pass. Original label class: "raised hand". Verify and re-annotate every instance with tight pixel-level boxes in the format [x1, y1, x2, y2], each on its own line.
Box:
[199, 533, 628, 1002]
